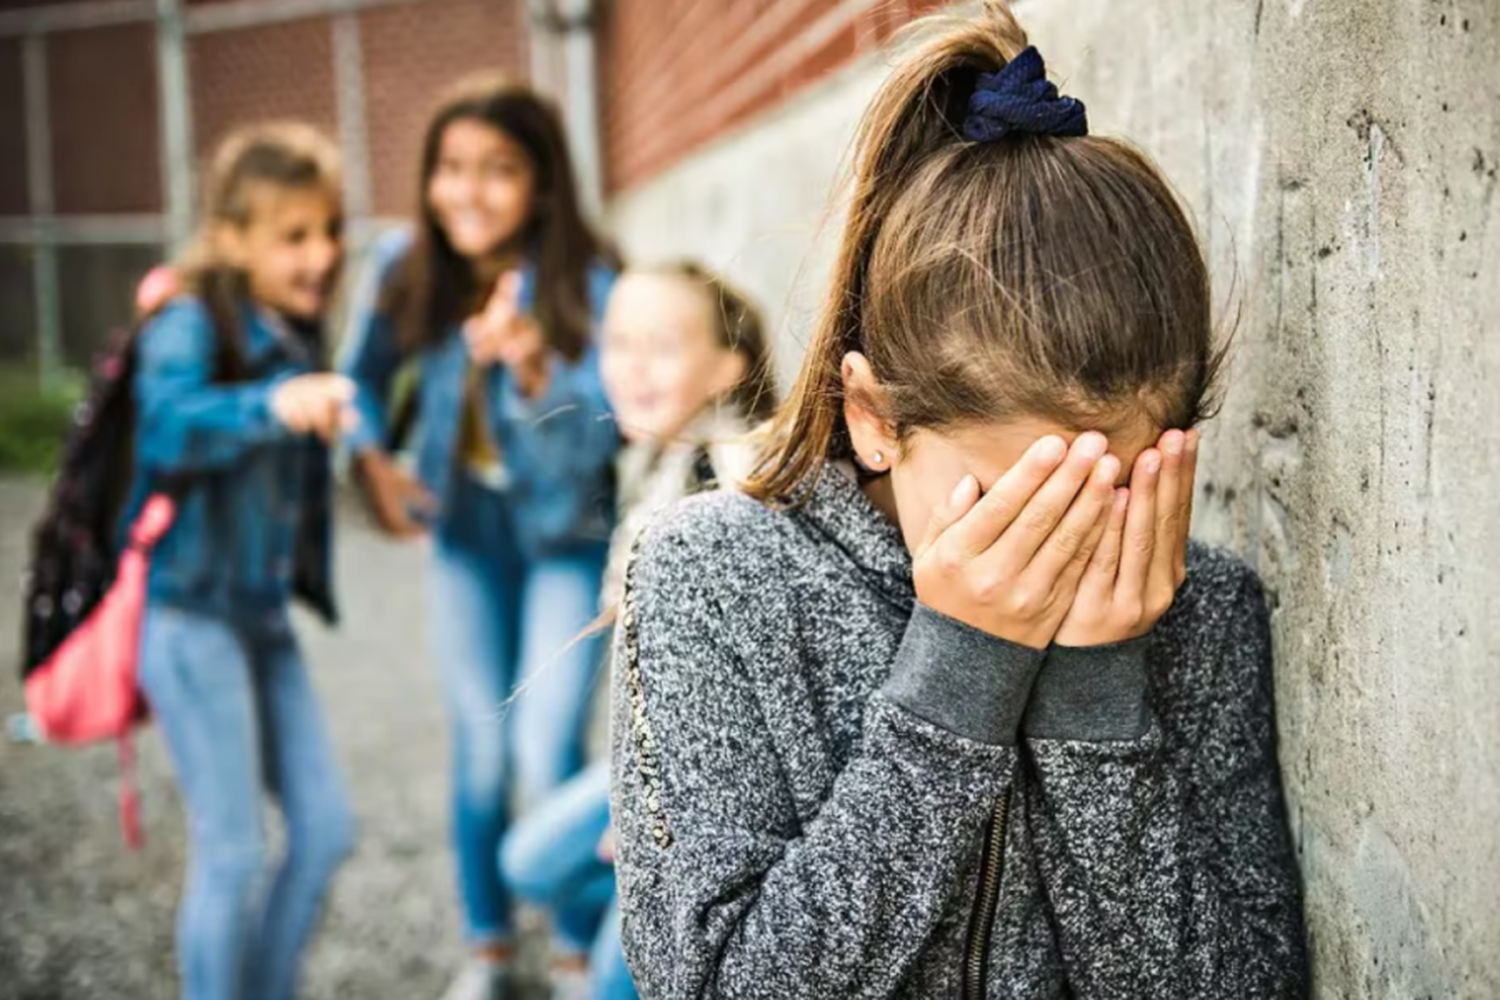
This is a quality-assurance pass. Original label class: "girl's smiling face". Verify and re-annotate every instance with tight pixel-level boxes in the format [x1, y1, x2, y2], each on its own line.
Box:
[217, 183, 343, 321]
[427, 118, 537, 261]
[600, 272, 748, 443]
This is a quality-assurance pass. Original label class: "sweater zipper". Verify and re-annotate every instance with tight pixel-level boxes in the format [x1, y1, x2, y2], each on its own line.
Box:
[962, 782, 1013, 1000]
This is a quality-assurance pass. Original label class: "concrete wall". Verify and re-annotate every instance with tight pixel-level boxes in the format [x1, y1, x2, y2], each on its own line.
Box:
[605, 2, 1500, 995]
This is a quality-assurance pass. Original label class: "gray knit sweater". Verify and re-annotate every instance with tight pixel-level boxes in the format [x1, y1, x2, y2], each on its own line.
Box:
[609, 463, 1308, 1000]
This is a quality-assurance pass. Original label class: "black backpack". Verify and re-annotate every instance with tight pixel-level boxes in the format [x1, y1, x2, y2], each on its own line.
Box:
[21, 331, 158, 681]
[17, 314, 338, 684]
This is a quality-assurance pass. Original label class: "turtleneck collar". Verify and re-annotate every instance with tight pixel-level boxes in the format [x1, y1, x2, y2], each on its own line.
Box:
[791, 462, 915, 610]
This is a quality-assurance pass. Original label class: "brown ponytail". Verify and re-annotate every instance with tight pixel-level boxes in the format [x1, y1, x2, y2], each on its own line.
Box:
[745, 1, 1222, 503]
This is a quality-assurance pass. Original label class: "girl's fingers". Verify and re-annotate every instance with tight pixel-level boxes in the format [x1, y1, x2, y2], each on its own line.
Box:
[391, 514, 425, 539]
[946, 435, 1069, 556]
[300, 403, 321, 438]
[498, 269, 523, 301]
[324, 374, 356, 403]
[1150, 430, 1187, 594]
[1085, 487, 1130, 588]
[989, 432, 1108, 570]
[310, 407, 334, 441]
[465, 317, 504, 363]
[288, 397, 313, 434]
[1020, 452, 1119, 584]
[919, 475, 979, 556]
[486, 270, 523, 319]
[1117, 449, 1160, 605]
[399, 475, 439, 515]
[324, 400, 345, 440]
[1059, 493, 1114, 598]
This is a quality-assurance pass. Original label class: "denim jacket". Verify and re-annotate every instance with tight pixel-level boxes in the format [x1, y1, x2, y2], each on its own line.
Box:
[127, 297, 337, 630]
[340, 228, 620, 557]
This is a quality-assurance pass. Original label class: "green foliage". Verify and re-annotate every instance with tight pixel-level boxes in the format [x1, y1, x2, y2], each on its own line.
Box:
[0, 368, 85, 476]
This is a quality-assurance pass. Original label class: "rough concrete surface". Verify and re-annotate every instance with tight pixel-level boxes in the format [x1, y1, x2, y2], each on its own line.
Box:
[0, 479, 558, 999]
[608, 1, 1500, 995]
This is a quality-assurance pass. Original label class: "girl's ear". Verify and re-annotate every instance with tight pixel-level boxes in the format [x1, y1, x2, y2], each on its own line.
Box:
[841, 352, 898, 470]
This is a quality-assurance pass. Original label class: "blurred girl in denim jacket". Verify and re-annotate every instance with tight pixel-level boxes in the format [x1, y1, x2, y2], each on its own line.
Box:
[131, 122, 355, 1000]
[340, 73, 620, 1000]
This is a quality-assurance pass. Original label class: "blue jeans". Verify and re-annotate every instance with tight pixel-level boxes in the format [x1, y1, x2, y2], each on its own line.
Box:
[139, 605, 355, 1000]
[501, 760, 638, 1000]
[431, 475, 608, 943]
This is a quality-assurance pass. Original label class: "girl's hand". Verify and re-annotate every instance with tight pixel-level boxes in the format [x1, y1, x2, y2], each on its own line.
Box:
[597, 827, 615, 864]
[354, 450, 435, 538]
[913, 433, 1121, 649]
[464, 271, 522, 366]
[465, 271, 551, 396]
[270, 373, 356, 442]
[1053, 429, 1199, 646]
[493, 315, 549, 397]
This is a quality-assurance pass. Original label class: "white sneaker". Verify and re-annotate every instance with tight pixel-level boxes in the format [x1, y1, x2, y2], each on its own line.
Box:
[549, 966, 590, 1000]
[439, 960, 509, 1000]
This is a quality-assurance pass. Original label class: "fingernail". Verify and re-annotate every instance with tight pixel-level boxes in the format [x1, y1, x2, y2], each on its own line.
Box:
[1114, 487, 1130, 513]
[950, 475, 974, 505]
[1095, 454, 1120, 484]
[1037, 436, 1067, 463]
[1185, 430, 1199, 454]
[1077, 432, 1107, 461]
[1163, 432, 1184, 457]
[1143, 451, 1162, 474]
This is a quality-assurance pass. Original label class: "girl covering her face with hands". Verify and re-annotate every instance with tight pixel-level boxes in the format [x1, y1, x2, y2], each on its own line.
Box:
[608, 5, 1307, 999]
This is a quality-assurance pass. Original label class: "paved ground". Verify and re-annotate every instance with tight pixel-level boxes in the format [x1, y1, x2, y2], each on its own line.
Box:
[0, 477, 562, 999]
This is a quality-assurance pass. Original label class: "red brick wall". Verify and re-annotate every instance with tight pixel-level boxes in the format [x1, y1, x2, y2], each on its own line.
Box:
[599, 0, 947, 193]
[189, 17, 339, 160]
[48, 23, 162, 213]
[3, 0, 527, 219]
[361, 0, 528, 216]
[0, 0, 528, 367]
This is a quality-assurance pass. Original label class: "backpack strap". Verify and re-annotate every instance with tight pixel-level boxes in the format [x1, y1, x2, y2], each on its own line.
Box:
[126, 494, 177, 553]
[118, 732, 143, 849]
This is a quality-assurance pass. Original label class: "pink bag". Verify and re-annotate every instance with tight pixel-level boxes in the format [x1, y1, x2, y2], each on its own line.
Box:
[24, 494, 175, 847]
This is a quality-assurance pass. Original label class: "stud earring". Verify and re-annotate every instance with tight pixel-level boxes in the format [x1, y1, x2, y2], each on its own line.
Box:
[871, 451, 885, 466]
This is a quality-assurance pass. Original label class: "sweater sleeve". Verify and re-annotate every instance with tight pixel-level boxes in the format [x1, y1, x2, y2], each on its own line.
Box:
[610, 516, 1045, 1000]
[1019, 560, 1309, 998]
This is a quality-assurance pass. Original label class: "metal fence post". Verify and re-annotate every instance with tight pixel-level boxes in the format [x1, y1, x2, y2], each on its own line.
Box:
[558, 0, 602, 219]
[22, 33, 61, 384]
[157, 0, 194, 253]
[332, 10, 372, 224]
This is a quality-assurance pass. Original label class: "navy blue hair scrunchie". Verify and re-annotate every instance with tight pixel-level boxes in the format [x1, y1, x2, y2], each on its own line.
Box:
[964, 46, 1088, 142]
